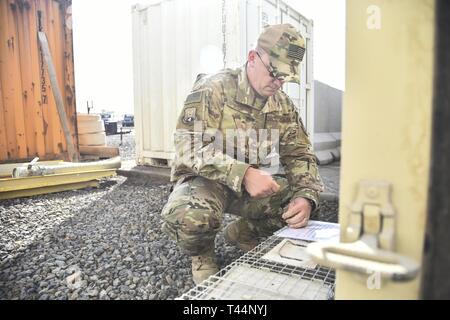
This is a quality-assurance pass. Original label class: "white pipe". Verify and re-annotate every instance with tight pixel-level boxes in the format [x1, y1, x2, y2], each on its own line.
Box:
[12, 157, 122, 178]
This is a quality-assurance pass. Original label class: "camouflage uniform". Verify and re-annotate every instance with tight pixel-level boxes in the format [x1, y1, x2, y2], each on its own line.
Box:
[161, 24, 324, 257]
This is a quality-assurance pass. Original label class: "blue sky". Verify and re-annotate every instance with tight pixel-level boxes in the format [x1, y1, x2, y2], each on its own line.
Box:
[72, 0, 345, 115]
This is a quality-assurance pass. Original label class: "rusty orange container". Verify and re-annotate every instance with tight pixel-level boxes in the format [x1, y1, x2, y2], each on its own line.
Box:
[0, 0, 78, 163]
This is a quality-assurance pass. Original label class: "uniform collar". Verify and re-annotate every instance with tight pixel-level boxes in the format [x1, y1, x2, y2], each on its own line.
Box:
[235, 65, 282, 113]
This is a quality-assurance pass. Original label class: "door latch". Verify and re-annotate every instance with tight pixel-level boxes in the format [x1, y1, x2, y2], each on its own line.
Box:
[307, 180, 420, 282]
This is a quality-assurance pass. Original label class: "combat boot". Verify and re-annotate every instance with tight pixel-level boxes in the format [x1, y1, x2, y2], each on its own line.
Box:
[191, 250, 219, 285]
[223, 219, 259, 252]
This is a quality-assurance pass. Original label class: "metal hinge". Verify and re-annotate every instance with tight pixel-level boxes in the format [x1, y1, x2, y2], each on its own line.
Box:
[346, 181, 395, 250]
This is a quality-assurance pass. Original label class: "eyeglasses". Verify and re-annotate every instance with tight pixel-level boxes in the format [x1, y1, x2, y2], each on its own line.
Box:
[255, 51, 284, 82]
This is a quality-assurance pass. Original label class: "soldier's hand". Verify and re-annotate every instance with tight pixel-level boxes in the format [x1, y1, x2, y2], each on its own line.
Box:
[282, 197, 312, 229]
[243, 168, 280, 199]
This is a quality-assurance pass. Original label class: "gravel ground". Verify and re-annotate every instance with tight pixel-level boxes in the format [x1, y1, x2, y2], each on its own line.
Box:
[105, 129, 136, 161]
[319, 162, 340, 195]
[0, 131, 339, 300]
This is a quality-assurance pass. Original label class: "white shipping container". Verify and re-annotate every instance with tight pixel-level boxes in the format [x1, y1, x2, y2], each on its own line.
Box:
[132, 0, 314, 167]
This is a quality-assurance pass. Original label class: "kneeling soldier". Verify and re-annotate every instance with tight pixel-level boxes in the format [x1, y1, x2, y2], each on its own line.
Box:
[162, 24, 324, 285]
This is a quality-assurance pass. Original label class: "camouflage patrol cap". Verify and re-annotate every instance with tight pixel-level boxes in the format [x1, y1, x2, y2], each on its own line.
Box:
[257, 23, 306, 84]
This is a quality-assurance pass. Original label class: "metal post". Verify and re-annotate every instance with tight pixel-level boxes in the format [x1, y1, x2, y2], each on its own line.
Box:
[421, 0, 450, 300]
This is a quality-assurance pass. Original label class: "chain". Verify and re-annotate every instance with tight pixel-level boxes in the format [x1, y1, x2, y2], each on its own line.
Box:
[222, 0, 227, 68]
[38, 11, 48, 105]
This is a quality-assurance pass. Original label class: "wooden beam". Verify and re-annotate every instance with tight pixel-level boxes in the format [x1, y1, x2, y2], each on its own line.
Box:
[79, 146, 120, 158]
[0, 169, 116, 192]
[0, 180, 99, 200]
[37, 31, 78, 162]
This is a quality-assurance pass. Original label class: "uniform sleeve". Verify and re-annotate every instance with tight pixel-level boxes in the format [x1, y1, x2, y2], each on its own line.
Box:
[279, 104, 324, 211]
[171, 84, 251, 193]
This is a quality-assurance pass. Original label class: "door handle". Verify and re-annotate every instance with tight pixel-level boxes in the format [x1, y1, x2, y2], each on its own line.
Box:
[306, 236, 420, 282]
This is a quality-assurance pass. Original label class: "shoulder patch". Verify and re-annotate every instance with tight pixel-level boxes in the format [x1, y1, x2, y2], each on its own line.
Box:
[182, 107, 198, 125]
[185, 91, 204, 105]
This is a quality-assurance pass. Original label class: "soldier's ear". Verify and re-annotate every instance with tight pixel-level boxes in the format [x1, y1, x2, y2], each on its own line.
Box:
[248, 50, 257, 67]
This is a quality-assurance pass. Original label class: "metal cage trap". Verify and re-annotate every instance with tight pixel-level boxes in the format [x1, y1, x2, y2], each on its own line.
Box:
[178, 235, 336, 300]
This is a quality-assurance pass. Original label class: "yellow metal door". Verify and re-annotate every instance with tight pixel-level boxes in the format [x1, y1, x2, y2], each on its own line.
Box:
[337, 0, 435, 299]
[306, 0, 438, 299]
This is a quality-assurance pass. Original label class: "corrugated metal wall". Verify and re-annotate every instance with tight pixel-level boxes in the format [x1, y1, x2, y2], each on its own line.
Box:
[0, 0, 78, 163]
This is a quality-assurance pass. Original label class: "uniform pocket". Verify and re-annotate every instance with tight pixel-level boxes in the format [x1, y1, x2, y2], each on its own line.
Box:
[222, 104, 255, 131]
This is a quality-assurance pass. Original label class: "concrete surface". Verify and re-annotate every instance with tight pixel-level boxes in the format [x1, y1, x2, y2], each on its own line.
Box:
[314, 80, 343, 133]
[314, 132, 342, 165]
[313, 80, 343, 165]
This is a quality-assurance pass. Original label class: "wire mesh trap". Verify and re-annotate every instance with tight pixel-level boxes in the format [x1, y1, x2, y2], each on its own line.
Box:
[178, 235, 336, 300]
